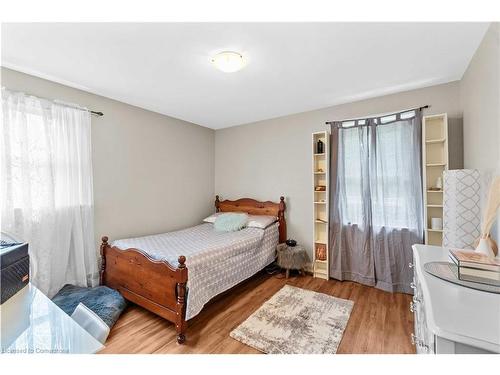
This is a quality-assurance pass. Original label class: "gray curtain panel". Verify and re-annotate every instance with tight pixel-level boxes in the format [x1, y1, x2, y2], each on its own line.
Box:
[329, 110, 424, 294]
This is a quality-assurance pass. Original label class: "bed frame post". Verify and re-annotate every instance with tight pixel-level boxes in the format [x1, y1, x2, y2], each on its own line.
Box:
[99, 236, 109, 285]
[278, 196, 287, 243]
[215, 195, 221, 212]
[175, 255, 188, 344]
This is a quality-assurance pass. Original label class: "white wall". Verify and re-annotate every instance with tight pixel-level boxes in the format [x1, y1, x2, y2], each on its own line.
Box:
[460, 22, 500, 242]
[1, 67, 215, 248]
[215, 82, 462, 259]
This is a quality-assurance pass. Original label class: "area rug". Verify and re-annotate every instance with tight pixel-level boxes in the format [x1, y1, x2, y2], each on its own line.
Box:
[230, 284, 354, 354]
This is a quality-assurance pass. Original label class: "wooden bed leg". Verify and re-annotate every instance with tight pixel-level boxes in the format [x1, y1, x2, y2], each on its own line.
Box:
[99, 236, 109, 285]
[175, 255, 188, 344]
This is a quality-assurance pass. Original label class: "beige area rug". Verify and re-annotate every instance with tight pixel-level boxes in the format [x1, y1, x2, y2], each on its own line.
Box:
[230, 284, 354, 354]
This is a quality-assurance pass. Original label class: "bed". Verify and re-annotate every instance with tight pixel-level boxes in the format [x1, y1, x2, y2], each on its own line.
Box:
[99, 196, 286, 344]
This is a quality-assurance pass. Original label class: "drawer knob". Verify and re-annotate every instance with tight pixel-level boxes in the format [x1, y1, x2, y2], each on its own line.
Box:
[410, 301, 415, 313]
[410, 333, 429, 351]
[410, 333, 417, 345]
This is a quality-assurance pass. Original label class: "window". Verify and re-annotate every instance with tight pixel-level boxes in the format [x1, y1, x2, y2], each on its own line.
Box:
[2, 88, 98, 297]
[338, 111, 421, 231]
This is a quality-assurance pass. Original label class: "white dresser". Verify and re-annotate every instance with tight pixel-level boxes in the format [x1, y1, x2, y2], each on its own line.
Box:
[411, 244, 500, 354]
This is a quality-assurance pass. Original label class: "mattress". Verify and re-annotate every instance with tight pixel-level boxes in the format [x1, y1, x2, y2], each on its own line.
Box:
[112, 222, 278, 319]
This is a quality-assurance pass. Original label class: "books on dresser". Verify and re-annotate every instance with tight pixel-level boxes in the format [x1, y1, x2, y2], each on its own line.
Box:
[449, 249, 500, 286]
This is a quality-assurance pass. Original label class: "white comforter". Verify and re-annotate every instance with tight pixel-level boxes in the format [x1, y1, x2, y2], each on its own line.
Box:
[112, 223, 278, 319]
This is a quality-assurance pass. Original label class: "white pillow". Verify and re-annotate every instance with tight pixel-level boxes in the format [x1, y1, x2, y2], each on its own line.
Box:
[246, 214, 277, 229]
[203, 212, 223, 223]
[204, 213, 277, 229]
[203, 211, 246, 223]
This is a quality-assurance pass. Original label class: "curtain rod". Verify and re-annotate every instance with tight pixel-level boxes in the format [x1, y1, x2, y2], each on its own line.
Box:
[3, 87, 104, 117]
[325, 105, 429, 125]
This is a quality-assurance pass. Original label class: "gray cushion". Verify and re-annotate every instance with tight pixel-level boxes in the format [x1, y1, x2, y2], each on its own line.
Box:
[52, 284, 126, 328]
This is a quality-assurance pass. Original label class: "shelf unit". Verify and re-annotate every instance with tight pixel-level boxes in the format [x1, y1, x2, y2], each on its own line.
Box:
[312, 131, 329, 279]
[422, 113, 448, 246]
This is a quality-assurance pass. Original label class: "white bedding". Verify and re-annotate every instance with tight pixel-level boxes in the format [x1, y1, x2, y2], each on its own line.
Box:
[112, 222, 278, 320]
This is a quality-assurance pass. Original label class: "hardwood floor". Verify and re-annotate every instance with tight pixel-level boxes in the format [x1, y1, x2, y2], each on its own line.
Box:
[101, 272, 415, 354]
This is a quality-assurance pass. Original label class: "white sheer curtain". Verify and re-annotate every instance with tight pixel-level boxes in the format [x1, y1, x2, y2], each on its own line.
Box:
[1, 88, 98, 297]
[329, 110, 424, 294]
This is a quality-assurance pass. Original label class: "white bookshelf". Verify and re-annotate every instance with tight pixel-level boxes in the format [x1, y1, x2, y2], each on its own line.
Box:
[312, 131, 329, 279]
[422, 113, 448, 246]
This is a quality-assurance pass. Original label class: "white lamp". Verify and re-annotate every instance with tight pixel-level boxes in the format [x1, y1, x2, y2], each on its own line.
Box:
[211, 51, 246, 73]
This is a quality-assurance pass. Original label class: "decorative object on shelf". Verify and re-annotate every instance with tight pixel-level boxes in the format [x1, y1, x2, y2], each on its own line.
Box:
[431, 217, 443, 230]
[276, 243, 307, 278]
[316, 168, 324, 173]
[315, 243, 327, 261]
[285, 239, 297, 247]
[316, 139, 324, 154]
[475, 176, 500, 258]
[435, 176, 443, 190]
[315, 185, 326, 191]
[443, 169, 481, 249]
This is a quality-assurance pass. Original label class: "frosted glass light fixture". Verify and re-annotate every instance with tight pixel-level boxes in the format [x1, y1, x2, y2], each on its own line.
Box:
[211, 51, 246, 73]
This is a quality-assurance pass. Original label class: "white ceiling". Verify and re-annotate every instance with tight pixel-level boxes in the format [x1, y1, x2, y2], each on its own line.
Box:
[1, 23, 489, 129]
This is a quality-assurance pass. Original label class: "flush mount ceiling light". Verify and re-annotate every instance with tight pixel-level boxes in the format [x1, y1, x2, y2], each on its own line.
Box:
[211, 51, 246, 73]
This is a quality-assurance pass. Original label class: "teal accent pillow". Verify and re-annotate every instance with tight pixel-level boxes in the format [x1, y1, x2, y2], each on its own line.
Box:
[214, 213, 249, 232]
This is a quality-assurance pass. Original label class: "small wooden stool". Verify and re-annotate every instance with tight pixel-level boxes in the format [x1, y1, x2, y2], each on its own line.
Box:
[276, 243, 307, 278]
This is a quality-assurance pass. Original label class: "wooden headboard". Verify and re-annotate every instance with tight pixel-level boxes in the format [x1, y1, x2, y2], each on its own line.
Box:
[215, 195, 287, 243]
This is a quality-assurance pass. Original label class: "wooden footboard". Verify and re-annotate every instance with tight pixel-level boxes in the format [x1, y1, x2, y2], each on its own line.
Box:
[99, 236, 188, 344]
